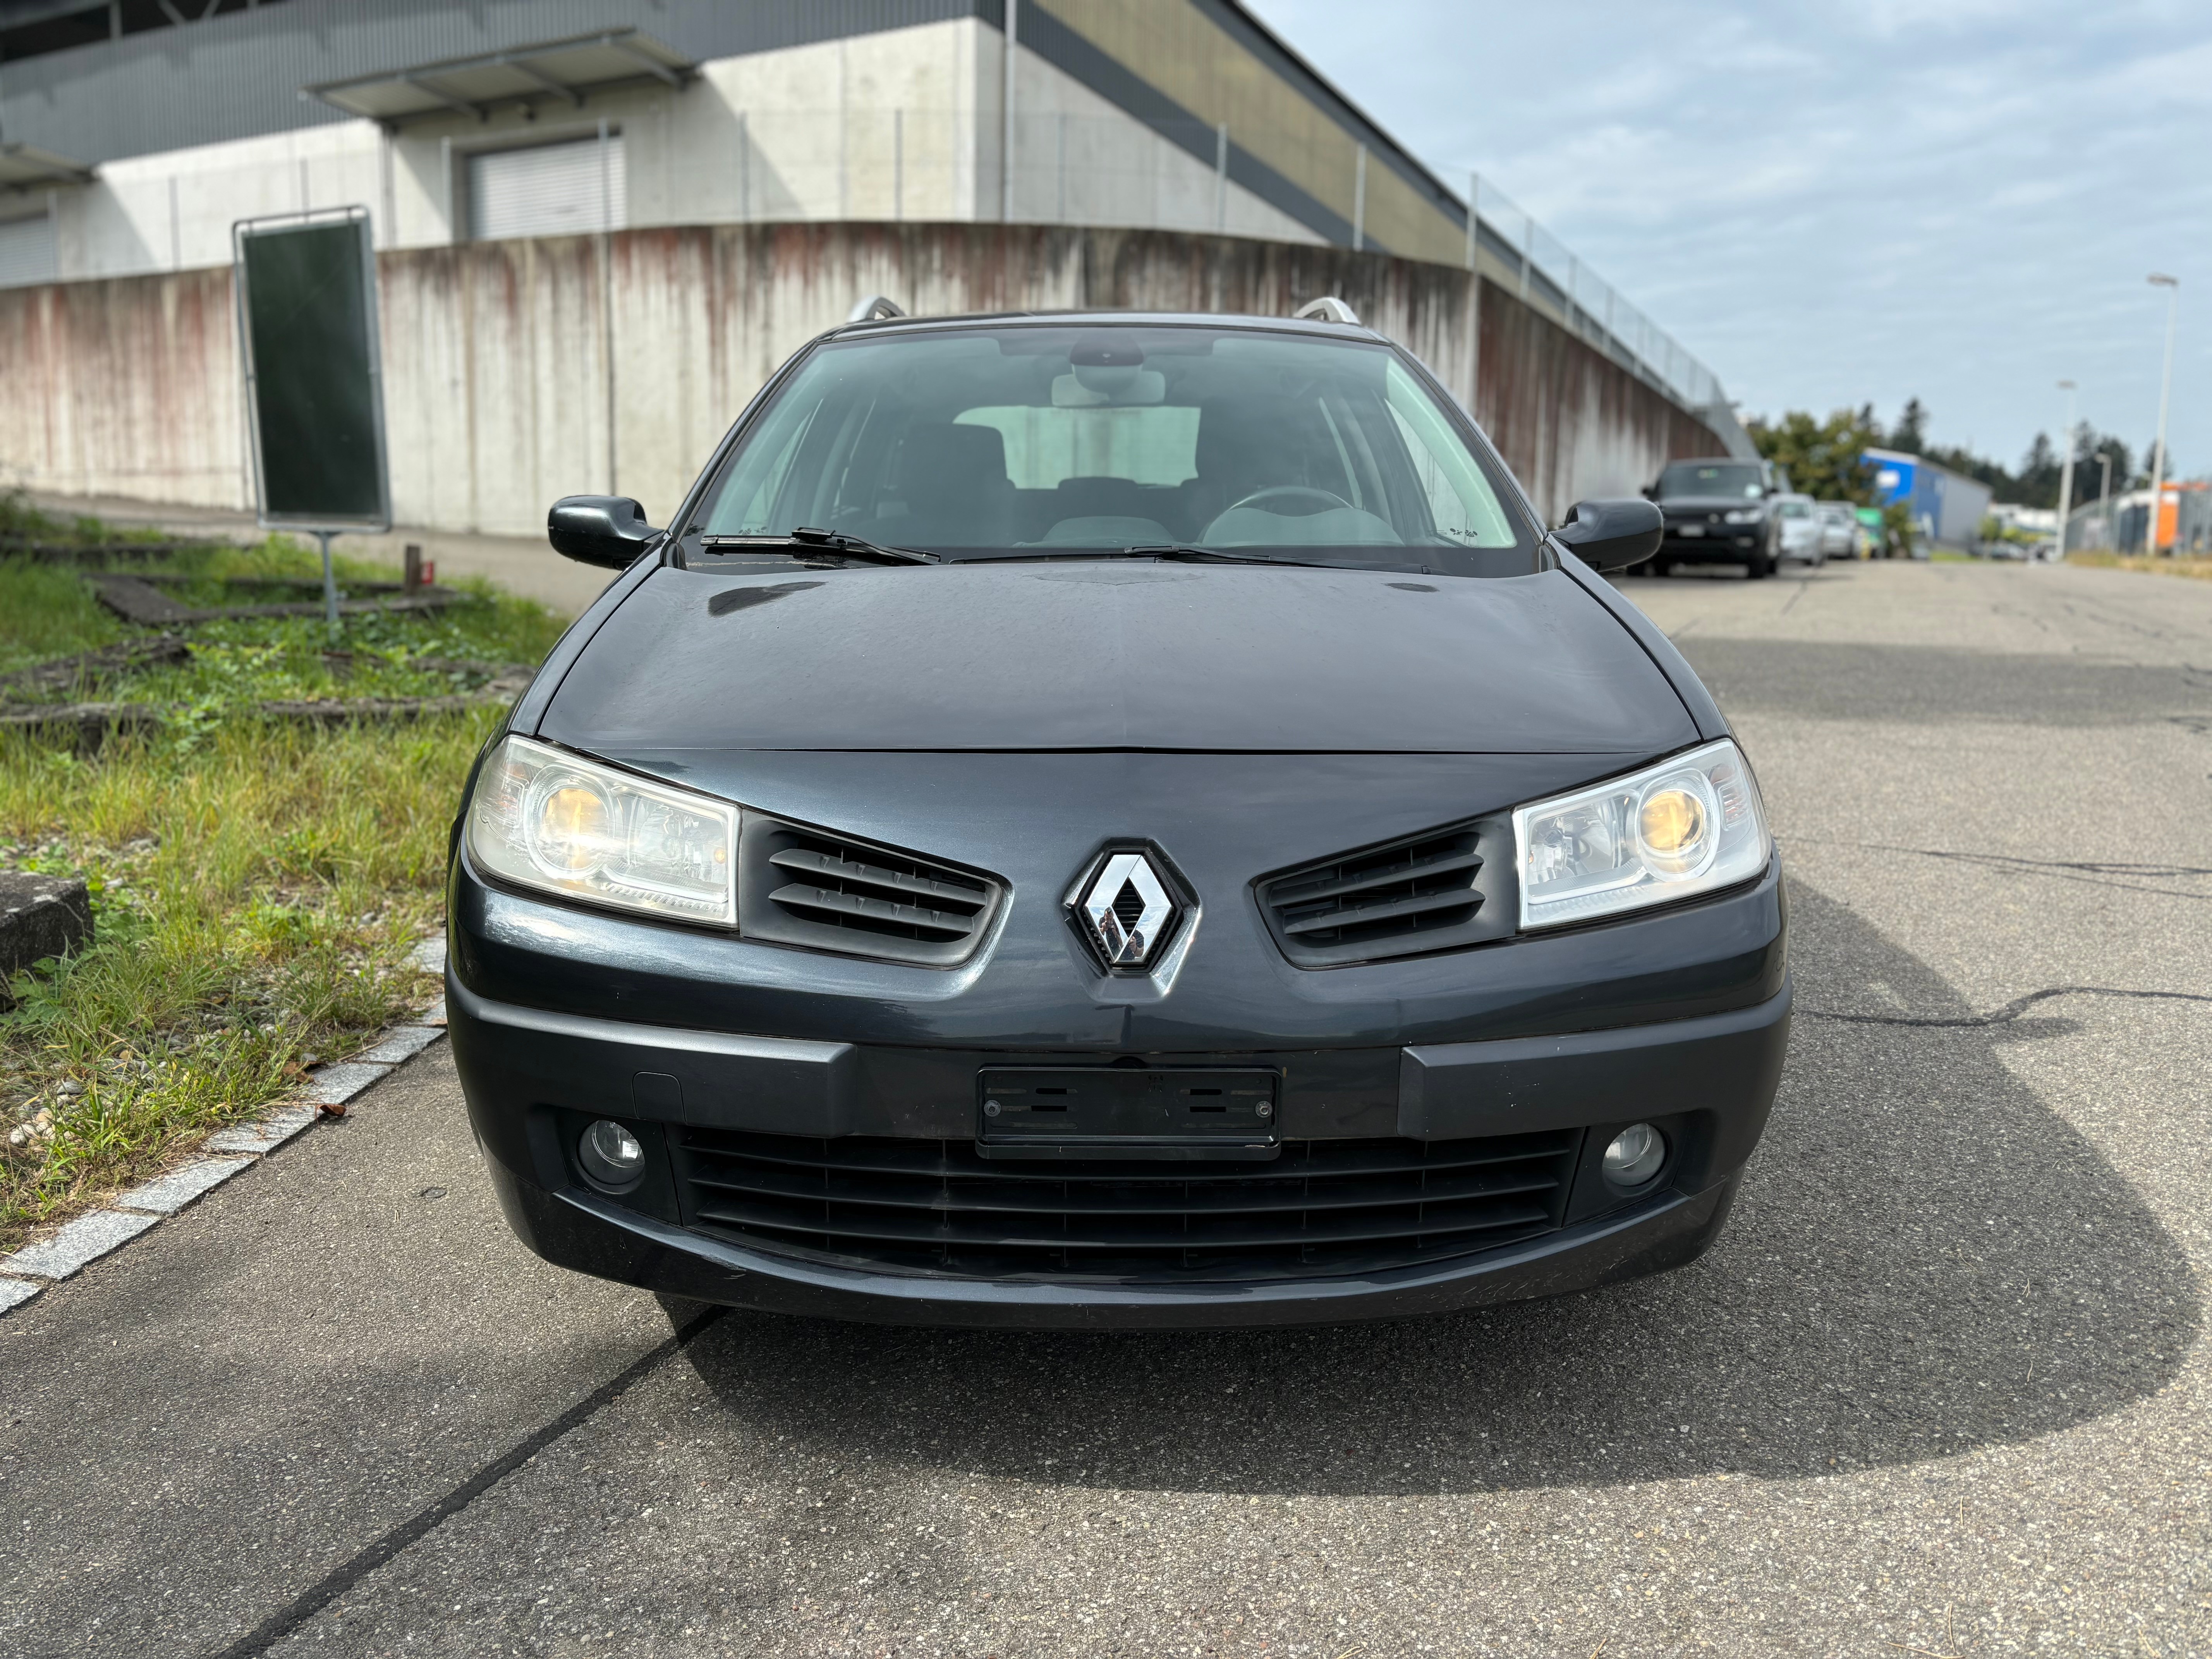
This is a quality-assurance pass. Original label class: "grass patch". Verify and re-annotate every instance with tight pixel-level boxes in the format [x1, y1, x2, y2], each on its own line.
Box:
[2064, 551, 2212, 581]
[0, 495, 568, 1253]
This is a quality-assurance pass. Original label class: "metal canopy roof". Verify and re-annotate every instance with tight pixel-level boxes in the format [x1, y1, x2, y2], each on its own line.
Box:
[304, 28, 695, 127]
[0, 142, 93, 192]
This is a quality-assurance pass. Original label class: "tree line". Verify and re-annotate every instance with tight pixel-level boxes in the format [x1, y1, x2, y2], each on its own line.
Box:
[1747, 400, 2147, 513]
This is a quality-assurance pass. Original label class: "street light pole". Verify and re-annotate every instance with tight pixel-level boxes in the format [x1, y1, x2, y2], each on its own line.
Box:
[2146, 273, 2179, 555]
[2053, 380, 2076, 564]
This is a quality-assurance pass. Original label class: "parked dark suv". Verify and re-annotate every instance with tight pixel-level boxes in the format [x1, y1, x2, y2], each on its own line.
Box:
[1647, 458, 1785, 579]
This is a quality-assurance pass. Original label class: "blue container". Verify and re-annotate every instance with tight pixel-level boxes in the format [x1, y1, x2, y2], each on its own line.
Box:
[1863, 448, 1990, 548]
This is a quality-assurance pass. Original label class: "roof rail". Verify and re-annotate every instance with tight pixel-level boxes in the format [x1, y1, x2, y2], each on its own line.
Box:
[846, 295, 906, 324]
[1293, 296, 1360, 325]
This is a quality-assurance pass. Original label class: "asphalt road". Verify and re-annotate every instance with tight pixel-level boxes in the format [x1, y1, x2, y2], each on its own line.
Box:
[3, 558, 2208, 1658]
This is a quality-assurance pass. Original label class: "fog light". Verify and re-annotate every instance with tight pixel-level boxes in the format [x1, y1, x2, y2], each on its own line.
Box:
[579, 1119, 646, 1188]
[1602, 1123, 1666, 1187]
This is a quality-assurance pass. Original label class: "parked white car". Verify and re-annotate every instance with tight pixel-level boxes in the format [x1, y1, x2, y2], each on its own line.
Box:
[1775, 494, 1825, 566]
[1815, 501, 1859, 560]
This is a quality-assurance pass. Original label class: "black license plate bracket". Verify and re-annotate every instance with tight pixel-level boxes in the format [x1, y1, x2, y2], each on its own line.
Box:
[977, 1067, 1280, 1161]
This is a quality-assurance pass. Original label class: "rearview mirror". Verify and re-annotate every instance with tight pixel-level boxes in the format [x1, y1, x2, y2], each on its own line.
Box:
[549, 495, 659, 568]
[1554, 498, 1662, 573]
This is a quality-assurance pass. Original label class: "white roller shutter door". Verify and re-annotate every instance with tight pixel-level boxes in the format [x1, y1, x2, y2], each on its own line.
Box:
[468, 134, 626, 242]
[0, 213, 57, 288]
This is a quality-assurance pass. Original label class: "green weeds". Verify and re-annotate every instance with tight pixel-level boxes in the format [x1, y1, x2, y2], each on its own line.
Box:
[0, 496, 567, 1251]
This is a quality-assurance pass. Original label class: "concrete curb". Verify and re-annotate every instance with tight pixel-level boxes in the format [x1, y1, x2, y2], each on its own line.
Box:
[0, 933, 450, 1313]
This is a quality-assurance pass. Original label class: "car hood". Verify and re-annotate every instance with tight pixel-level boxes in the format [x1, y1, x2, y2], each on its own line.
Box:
[537, 562, 1696, 755]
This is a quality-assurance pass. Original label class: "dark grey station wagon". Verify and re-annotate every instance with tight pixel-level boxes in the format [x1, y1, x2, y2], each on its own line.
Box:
[446, 303, 1790, 1328]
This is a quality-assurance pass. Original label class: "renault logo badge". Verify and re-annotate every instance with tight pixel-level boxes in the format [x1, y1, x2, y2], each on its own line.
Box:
[1077, 852, 1175, 968]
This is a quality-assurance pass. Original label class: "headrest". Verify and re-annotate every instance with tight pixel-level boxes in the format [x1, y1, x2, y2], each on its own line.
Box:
[896, 423, 1008, 493]
[1194, 398, 1266, 478]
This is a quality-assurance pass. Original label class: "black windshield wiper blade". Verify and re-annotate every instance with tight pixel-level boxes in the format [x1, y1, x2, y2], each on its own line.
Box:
[696, 529, 937, 565]
[1121, 545, 1338, 568]
[787, 527, 939, 564]
[958, 546, 1333, 568]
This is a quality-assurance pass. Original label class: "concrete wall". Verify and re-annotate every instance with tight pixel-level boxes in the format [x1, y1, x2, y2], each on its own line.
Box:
[0, 264, 248, 510]
[0, 220, 1726, 537]
[1475, 274, 1731, 520]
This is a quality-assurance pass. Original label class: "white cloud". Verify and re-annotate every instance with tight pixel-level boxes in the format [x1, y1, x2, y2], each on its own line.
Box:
[1247, 0, 2212, 477]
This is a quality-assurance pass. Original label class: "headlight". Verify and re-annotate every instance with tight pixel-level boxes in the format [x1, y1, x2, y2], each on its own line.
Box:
[466, 735, 737, 925]
[1513, 739, 1770, 930]
[1723, 509, 1759, 524]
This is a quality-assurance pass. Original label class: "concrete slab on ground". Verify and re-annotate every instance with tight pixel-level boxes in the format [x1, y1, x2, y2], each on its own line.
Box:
[0, 560, 2205, 1657]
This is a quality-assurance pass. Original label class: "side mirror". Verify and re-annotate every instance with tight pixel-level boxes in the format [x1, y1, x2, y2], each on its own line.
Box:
[548, 495, 659, 568]
[1555, 498, 1662, 573]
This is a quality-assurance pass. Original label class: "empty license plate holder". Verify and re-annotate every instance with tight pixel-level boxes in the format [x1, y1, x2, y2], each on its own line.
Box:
[977, 1068, 1280, 1161]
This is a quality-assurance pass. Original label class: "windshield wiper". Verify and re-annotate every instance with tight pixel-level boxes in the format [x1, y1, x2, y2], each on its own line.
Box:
[696, 528, 938, 565]
[1125, 544, 1338, 568]
[959, 545, 1334, 568]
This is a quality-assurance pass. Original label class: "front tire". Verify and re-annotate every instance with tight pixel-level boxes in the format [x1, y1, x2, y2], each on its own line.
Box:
[1746, 548, 1775, 579]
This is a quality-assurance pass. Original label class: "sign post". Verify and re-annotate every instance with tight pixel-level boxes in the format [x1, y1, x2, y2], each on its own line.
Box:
[232, 208, 392, 634]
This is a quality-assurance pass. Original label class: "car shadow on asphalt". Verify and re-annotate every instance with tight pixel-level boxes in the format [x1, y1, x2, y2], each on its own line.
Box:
[677, 879, 2195, 1498]
[1673, 637, 2212, 726]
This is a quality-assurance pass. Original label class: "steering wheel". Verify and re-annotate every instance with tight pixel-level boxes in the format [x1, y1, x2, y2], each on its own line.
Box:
[1223, 485, 1354, 517]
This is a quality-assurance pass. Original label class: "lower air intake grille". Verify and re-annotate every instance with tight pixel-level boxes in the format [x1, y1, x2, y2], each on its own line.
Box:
[738, 817, 1003, 967]
[1259, 817, 1514, 967]
[675, 1128, 1580, 1283]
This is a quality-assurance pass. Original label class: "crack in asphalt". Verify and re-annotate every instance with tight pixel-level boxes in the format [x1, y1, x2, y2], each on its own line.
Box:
[209, 1305, 728, 1659]
[1802, 984, 2212, 1029]
[1788, 839, 2212, 900]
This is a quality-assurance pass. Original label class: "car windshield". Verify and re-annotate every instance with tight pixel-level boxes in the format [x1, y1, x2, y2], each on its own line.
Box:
[682, 324, 1538, 576]
[1780, 501, 1810, 519]
[1657, 463, 1763, 500]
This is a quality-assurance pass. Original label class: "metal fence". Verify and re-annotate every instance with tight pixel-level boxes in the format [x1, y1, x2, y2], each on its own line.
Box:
[1466, 175, 1723, 416]
[2071, 489, 2212, 554]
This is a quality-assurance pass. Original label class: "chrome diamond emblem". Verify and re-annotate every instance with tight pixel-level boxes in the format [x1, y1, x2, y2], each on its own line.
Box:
[1079, 852, 1175, 967]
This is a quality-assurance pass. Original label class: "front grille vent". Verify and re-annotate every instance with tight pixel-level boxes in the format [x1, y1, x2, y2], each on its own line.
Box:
[738, 817, 1003, 967]
[675, 1127, 1580, 1283]
[1259, 817, 1515, 967]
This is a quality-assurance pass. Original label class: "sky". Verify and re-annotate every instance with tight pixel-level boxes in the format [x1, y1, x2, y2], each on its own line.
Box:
[1245, 0, 2212, 482]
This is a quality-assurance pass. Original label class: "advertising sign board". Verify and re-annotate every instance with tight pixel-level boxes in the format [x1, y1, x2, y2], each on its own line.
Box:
[233, 208, 390, 626]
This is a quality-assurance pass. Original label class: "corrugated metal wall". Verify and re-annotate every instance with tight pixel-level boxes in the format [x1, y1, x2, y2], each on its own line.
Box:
[0, 221, 1725, 537]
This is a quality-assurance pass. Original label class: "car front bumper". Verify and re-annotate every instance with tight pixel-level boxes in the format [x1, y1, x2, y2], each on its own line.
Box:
[1660, 524, 1762, 558]
[448, 852, 1791, 1329]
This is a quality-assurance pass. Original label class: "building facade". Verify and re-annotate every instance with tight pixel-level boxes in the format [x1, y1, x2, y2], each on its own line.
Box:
[0, 0, 1728, 413]
[1863, 446, 1994, 550]
[0, 0, 1743, 532]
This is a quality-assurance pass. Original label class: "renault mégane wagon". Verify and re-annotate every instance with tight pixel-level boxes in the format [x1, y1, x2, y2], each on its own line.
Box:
[447, 301, 1790, 1329]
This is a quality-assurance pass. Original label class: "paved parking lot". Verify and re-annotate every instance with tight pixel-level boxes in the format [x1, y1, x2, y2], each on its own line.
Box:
[2, 559, 2207, 1657]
